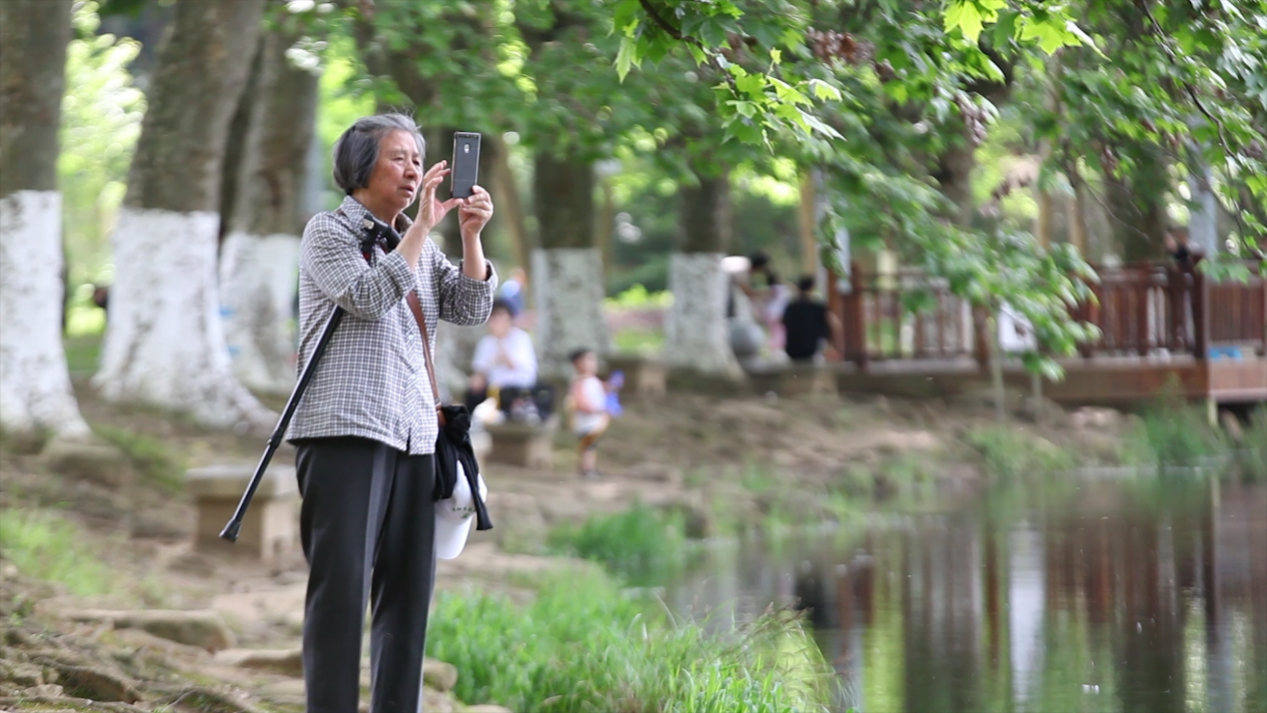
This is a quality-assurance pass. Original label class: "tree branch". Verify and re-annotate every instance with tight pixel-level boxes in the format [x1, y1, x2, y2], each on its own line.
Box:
[637, 0, 683, 40]
[1138, 0, 1232, 156]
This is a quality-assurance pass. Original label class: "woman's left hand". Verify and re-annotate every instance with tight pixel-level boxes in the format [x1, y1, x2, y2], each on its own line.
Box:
[459, 185, 494, 241]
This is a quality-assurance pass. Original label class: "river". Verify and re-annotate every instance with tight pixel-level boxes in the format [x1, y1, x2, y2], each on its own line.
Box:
[667, 478, 1267, 713]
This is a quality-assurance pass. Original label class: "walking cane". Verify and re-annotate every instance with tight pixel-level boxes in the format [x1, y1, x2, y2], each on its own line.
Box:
[220, 303, 346, 542]
[220, 218, 389, 543]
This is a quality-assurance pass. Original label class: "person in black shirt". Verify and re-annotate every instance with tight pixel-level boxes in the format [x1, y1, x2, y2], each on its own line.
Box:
[781, 275, 843, 363]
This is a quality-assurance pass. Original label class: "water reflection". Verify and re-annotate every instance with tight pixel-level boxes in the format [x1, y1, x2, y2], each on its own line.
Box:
[669, 480, 1267, 713]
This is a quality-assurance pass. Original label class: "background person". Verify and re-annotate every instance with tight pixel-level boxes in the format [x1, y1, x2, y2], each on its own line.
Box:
[497, 266, 528, 323]
[735, 250, 790, 354]
[782, 275, 843, 364]
[466, 299, 552, 421]
[568, 347, 610, 479]
[285, 114, 497, 713]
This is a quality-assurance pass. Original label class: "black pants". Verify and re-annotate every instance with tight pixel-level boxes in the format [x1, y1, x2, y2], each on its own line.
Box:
[295, 436, 437, 713]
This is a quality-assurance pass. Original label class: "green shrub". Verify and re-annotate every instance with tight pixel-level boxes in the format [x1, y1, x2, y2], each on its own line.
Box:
[604, 283, 674, 310]
[548, 502, 687, 583]
[1134, 403, 1230, 470]
[93, 425, 185, 491]
[1237, 408, 1266, 481]
[0, 508, 115, 596]
[612, 328, 665, 355]
[427, 571, 839, 713]
[964, 425, 1075, 479]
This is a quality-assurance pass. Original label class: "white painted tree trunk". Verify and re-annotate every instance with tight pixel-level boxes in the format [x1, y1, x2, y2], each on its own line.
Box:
[531, 247, 610, 379]
[0, 191, 90, 438]
[95, 207, 274, 431]
[664, 252, 741, 377]
[218, 231, 299, 394]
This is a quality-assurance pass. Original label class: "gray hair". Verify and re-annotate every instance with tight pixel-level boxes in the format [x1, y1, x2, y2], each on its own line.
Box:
[332, 113, 426, 195]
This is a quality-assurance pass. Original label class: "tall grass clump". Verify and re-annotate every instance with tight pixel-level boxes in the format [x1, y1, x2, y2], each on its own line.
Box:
[548, 502, 688, 583]
[1236, 408, 1266, 481]
[963, 425, 1074, 479]
[427, 571, 840, 713]
[1129, 401, 1230, 470]
[0, 508, 115, 596]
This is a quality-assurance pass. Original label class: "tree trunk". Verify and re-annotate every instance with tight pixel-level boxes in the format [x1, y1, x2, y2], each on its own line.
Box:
[797, 170, 820, 276]
[665, 168, 742, 376]
[218, 40, 264, 246]
[220, 28, 319, 395]
[532, 150, 609, 378]
[0, 0, 90, 439]
[1068, 168, 1090, 256]
[933, 125, 978, 227]
[491, 136, 531, 270]
[95, 0, 273, 431]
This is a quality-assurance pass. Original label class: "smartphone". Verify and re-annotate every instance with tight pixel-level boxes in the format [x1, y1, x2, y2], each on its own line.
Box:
[450, 132, 481, 199]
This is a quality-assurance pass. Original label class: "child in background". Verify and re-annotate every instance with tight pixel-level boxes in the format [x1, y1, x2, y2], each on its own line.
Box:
[569, 348, 610, 480]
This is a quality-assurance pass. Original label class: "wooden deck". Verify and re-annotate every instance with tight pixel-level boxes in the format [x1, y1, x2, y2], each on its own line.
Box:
[825, 261, 1267, 406]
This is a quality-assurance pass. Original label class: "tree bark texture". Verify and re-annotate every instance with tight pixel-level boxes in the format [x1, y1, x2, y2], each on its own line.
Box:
[529, 149, 607, 377]
[531, 247, 610, 379]
[218, 39, 265, 243]
[0, 0, 70, 197]
[123, 0, 266, 213]
[534, 151, 595, 250]
[0, 0, 90, 438]
[666, 169, 741, 375]
[933, 126, 977, 227]
[97, 0, 272, 430]
[220, 28, 319, 394]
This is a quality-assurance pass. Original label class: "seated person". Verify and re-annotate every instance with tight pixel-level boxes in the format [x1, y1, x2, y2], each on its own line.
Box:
[466, 300, 552, 422]
[781, 275, 843, 364]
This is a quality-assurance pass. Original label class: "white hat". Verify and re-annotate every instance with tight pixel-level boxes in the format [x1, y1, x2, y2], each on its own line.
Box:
[435, 461, 488, 560]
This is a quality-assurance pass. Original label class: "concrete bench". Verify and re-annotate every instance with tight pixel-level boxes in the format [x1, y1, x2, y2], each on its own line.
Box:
[187, 464, 297, 563]
[605, 354, 667, 398]
[485, 416, 558, 469]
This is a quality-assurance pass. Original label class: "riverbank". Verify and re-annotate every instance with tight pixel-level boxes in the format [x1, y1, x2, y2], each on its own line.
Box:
[0, 379, 1261, 710]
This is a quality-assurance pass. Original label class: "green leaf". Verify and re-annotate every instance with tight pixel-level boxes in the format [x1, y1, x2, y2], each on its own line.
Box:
[1064, 21, 1100, 54]
[945, 0, 985, 44]
[615, 36, 637, 81]
[807, 78, 842, 101]
[993, 10, 1019, 47]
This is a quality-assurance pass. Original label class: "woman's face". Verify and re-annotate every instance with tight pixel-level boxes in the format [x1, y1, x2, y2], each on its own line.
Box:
[366, 130, 422, 215]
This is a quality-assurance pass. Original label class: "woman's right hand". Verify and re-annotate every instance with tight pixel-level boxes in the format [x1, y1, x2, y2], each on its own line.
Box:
[412, 161, 463, 237]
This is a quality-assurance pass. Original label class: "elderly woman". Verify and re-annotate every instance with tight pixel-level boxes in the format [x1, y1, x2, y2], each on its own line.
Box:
[285, 114, 496, 712]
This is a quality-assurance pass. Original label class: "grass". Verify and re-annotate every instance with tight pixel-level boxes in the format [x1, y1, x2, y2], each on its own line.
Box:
[1116, 398, 1232, 473]
[547, 502, 689, 584]
[0, 508, 116, 597]
[93, 424, 186, 491]
[427, 570, 841, 713]
[63, 331, 104, 376]
[963, 425, 1075, 479]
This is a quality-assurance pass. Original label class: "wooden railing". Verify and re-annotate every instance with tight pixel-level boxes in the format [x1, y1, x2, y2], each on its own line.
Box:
[828, 260, 1266, 368]
[829, 266, 986, 367]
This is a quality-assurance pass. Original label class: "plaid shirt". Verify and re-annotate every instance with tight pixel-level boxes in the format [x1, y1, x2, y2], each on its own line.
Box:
[286, 195, 496, 454]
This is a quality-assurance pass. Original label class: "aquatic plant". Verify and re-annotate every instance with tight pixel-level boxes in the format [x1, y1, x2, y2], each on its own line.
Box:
[427, 570, 841, 713]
